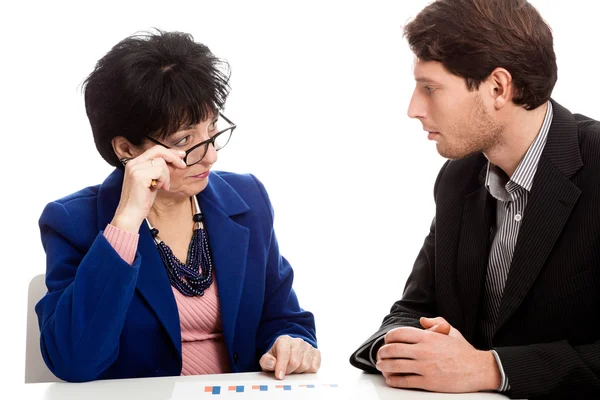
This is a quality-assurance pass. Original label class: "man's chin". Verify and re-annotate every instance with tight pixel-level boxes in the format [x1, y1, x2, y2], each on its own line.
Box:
[436, 145, 475, 160]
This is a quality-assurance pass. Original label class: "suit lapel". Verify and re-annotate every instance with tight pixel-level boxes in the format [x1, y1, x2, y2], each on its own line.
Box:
[494, 156, 580, 333]
[494, 100, 583, 334]
[456, 173, 495, 340]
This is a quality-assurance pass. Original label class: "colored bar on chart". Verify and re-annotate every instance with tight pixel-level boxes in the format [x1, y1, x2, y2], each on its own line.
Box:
[252, 385, 268, 391]
[275, 385, 292, 391]
[204, 386, 221, 394]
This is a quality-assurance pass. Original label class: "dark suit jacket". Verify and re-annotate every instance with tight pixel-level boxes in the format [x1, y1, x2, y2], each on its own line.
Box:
[350, 100, 599, 399]
[36, 170, 316, 382]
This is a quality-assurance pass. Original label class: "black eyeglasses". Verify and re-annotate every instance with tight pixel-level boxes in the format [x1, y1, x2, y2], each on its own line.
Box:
[147, 113, 236, 166]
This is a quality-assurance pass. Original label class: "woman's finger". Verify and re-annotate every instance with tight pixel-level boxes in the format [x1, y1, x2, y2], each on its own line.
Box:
[259, 353, 276, 372]
[309, 349, 321, 373]
[149, 158, 171, 191]
[273, 338, 292, 380]
[129, 145, 186, 169]
[284, 340, 304, 375]
[294, 344, 314, 374]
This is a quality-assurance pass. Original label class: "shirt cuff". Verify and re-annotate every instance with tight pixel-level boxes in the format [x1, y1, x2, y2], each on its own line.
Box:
[491, 349, 511, 392]
[353, 333, 387, 368]
[103, 224, 139, 265]
[369, 335, 386, 366]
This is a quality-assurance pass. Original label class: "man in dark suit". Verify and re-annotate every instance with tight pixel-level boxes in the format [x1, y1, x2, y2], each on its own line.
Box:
[349, 1, 599, 398]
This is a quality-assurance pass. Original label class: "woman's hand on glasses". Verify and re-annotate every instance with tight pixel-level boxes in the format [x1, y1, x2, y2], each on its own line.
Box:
[110, 146, 187, 234]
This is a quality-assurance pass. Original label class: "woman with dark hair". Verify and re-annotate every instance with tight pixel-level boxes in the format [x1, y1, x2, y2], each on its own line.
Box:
[35, 30, 319, 383]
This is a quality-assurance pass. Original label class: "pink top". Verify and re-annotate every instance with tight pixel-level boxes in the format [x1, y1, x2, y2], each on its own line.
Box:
[103, 224, 230, 375]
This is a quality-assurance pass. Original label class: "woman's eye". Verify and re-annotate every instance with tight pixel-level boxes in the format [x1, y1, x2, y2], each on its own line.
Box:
[174, 136, 190, 147]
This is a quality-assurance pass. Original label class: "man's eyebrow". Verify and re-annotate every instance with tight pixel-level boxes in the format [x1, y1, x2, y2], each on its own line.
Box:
[415, 77, 439, 85]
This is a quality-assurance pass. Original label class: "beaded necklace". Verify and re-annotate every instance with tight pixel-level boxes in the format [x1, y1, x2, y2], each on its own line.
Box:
[146, 196, 214, 296]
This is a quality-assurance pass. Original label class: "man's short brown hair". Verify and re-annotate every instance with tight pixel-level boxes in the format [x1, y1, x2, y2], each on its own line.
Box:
[404, 0, 557, 110]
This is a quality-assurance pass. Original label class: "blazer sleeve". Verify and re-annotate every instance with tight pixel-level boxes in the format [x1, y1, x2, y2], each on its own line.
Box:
[349, 161, 449, 373]
[249, 175, 318, 356]
[495, 340, 600, 398]
[35, 201, 141, 382]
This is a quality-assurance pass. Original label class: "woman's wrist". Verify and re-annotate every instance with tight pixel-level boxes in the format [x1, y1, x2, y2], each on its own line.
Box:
[110, 213, 143, 234]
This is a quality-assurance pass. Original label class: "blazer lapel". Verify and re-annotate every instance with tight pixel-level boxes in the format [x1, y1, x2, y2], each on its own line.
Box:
[198, 173, 250, 350]
[494, 100, 583, 334]
[96, 168, 182, 355]
[135, 223, 183, 354]
[456, 169, 495, 340]
[95, 171, 252, 357]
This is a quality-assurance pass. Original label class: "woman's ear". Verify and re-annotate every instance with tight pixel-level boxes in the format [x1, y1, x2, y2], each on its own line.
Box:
[112, 136, 139, 163]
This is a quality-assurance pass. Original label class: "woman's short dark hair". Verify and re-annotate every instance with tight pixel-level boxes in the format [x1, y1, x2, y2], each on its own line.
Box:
[83, 29, 231, 167]
[404, 0, 557, 110]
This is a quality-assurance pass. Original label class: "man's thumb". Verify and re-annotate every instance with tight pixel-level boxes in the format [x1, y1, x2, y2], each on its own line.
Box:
[420, 317, 451, 335]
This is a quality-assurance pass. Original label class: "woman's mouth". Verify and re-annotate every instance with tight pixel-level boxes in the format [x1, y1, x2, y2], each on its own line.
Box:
[191, 170, 210, 179]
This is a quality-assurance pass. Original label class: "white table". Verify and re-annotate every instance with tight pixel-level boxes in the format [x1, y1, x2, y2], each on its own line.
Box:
[18, 369, 507, 399]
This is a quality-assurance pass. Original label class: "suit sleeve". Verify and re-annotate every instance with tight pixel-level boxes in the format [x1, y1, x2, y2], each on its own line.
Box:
[249, 175, 317, 357]
[495, 340, 600, 398]
[349, 161, 449, 373]
[35, 201, 141, 382]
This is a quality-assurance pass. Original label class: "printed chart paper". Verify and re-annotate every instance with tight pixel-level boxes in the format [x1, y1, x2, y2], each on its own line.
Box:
[171, 380, 379, 399]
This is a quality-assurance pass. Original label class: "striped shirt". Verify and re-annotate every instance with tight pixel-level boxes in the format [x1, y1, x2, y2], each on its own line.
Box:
[482, 101, 554, 391]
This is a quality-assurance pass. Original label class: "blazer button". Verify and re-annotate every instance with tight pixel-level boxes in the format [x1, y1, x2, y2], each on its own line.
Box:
[233, 352, 238, 364]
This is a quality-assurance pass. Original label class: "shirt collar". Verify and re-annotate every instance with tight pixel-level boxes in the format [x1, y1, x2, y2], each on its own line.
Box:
[485, 101, 554, 200]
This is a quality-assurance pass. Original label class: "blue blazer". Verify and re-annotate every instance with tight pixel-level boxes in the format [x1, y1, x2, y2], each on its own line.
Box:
[35, 169, 317, 382]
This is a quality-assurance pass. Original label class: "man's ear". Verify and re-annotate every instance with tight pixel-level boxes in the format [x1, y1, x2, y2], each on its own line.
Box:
[487, 67, 513, 110]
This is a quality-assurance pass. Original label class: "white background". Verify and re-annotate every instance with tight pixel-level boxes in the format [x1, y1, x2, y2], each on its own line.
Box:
[0, 0, 598, 391]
